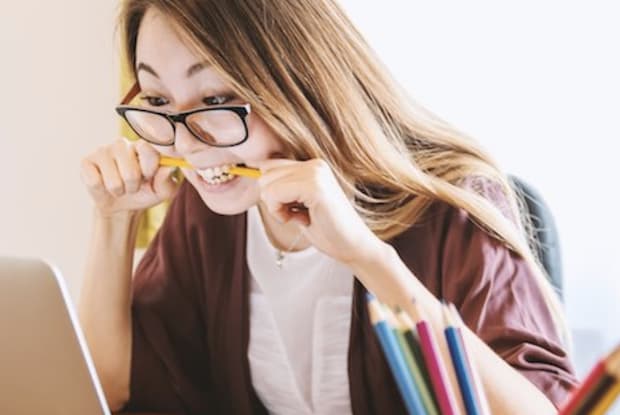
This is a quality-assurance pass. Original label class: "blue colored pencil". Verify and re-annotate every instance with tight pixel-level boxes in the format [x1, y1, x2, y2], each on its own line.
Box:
[443, 302, 483, 415]
[449, 303, 491, 415]
[366, 294, 426, 415]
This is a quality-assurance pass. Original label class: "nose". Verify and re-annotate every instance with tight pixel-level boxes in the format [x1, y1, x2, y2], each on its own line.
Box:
[173, 123, 206, 156]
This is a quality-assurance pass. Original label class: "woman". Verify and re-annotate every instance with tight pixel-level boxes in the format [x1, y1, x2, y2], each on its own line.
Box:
[78, 0, 577, 413]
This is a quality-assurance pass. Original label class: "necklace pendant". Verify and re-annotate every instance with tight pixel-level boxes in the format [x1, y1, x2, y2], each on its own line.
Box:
[276, 251, 284, 268]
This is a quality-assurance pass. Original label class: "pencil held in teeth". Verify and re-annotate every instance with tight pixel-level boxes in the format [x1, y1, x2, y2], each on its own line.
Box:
[160, 157, 308, 216]
[159, 156, 192, 169]
[158, 157, 262, 179]
[228, 165, 262, 178]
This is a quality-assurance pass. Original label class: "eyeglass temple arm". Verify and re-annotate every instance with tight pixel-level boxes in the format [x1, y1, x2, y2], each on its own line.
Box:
[121, 82, 141, 105]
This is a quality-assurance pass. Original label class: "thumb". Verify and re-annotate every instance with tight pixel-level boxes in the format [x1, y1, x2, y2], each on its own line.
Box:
[152, 166, 181, 200]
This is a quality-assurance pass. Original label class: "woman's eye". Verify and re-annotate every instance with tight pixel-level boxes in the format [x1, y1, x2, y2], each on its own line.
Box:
[203, 95, 232, 106]
[140, 96, 169, 107]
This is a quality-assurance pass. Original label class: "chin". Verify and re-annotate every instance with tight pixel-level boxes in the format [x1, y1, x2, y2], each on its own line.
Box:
[201, 197, 254, 216]
[185, 172, 258, 216]
[192, 183, 258, 216]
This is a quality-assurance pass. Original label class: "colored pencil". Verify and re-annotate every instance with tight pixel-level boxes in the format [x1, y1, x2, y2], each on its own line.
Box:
[397, 310, 433, 389]
[578, 376, 616, 414]
[229, 165, 262, 179]
[443, 302, 483, 415]
[559, 361, 606, 414]
[449, 304, 491, 415]
[590, 380, 620, 415]
[409, 298, 461, 415]
[159, 156, 192, 169]
[366, 294, 426, 415]
[159, 156, 262, 179]
[158, 157, 309, 215]
[559, 343, 620, 415]
[389, 307, 439, 415]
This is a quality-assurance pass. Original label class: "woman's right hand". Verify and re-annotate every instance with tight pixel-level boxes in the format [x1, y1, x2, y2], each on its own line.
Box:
[80, 138, 179, 217]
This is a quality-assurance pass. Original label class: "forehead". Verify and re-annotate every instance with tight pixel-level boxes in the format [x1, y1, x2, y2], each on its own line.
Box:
[135, 8, 214, 79]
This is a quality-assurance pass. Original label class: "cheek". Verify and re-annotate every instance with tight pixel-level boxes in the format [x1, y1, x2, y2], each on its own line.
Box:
[236, 116, 286, 161]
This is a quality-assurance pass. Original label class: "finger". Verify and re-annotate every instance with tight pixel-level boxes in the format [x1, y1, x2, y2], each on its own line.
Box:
[112, 140, 142, 194]
[94, 149, 125, 197]
[80, 158, 108, 199]
[260, 196, 290, 224]
[261, 175, 315, 207]
[135, 139, 160, 180]
[256, 159, 329, 191]
[152, 166, 179, 200]
[253, 158, 298, 174]
[260, 178, 312, 224]
[257, 162, 304, 190]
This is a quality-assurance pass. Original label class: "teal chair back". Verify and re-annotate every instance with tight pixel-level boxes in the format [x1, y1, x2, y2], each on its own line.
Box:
[509, 176, 563, 300]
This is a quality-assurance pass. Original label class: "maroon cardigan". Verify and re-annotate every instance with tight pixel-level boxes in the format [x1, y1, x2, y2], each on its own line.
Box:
[123, 182, 577, 414]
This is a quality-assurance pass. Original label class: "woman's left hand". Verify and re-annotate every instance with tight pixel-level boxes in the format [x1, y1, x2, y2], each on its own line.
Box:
[256, 158, 387, 266]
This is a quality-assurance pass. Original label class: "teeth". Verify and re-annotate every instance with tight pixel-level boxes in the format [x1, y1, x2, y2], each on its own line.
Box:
[197, 164, 235, 185]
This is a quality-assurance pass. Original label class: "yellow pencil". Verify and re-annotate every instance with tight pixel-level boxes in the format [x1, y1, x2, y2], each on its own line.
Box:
[590, 381, 620, 415]
[159, 157, 262, 179]
[228, 165, 262, 179]
[159, 156, 192, 169]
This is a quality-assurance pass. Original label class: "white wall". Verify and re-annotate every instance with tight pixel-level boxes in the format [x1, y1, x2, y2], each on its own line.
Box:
[1, 0, 618, 405]
[0, 1, 118, 295]
[337, 0, 620, 384]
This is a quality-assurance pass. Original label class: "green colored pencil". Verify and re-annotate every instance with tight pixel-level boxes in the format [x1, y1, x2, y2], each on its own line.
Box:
[385, 306, 439, 415]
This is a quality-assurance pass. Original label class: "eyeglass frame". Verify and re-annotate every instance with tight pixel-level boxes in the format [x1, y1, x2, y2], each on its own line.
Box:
[115, 82, 252, 148]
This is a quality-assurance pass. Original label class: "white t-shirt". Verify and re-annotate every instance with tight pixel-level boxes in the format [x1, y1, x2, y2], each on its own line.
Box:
[246, 205, 354, 415]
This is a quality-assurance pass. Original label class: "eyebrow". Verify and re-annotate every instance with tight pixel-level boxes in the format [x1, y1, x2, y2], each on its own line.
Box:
[136, 62, 206, 79]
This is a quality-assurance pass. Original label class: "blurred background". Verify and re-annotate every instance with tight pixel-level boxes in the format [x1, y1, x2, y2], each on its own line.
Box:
[0, 0, 618, 410]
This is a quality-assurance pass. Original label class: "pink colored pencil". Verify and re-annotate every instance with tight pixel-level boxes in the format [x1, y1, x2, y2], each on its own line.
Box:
[410, 299, 460, 415]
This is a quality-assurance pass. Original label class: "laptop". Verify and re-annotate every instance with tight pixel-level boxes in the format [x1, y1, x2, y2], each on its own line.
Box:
[0, 257, 110, 415]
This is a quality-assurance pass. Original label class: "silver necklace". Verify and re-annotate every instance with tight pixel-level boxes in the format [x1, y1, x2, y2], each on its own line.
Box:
[275, 230, 306, 268]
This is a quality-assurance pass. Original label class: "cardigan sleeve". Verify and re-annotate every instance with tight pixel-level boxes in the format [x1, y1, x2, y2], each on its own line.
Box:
[122, 183, 212, 413]
[436, 183, 578, 408]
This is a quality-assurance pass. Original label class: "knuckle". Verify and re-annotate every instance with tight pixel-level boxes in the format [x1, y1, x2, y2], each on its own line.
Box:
[93, 147, 108, 160]
[135, 139, 148, 150]
[101, 146, 117, 161]
[91, 178, 104, 189]
[80, 161, 100, 188]
[89, 181, 105, 193]
[108, 181, 124, 195]
[79, 158, 92, 171]
[312, 158, 329, 170]
[310, 159, 329, 179]
[124, 177, 141, 191]
[82, 174, 99, 189]
[114, 137, 128, 148]
[126, 172, 141, 184]
[136, 139, 155, 156]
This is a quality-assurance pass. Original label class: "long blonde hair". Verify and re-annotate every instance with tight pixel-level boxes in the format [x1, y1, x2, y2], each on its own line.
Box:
[119, 0, 567, 340]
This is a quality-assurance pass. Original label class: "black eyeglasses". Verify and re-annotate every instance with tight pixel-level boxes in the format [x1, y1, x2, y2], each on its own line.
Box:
[115, 82, 251, 147]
